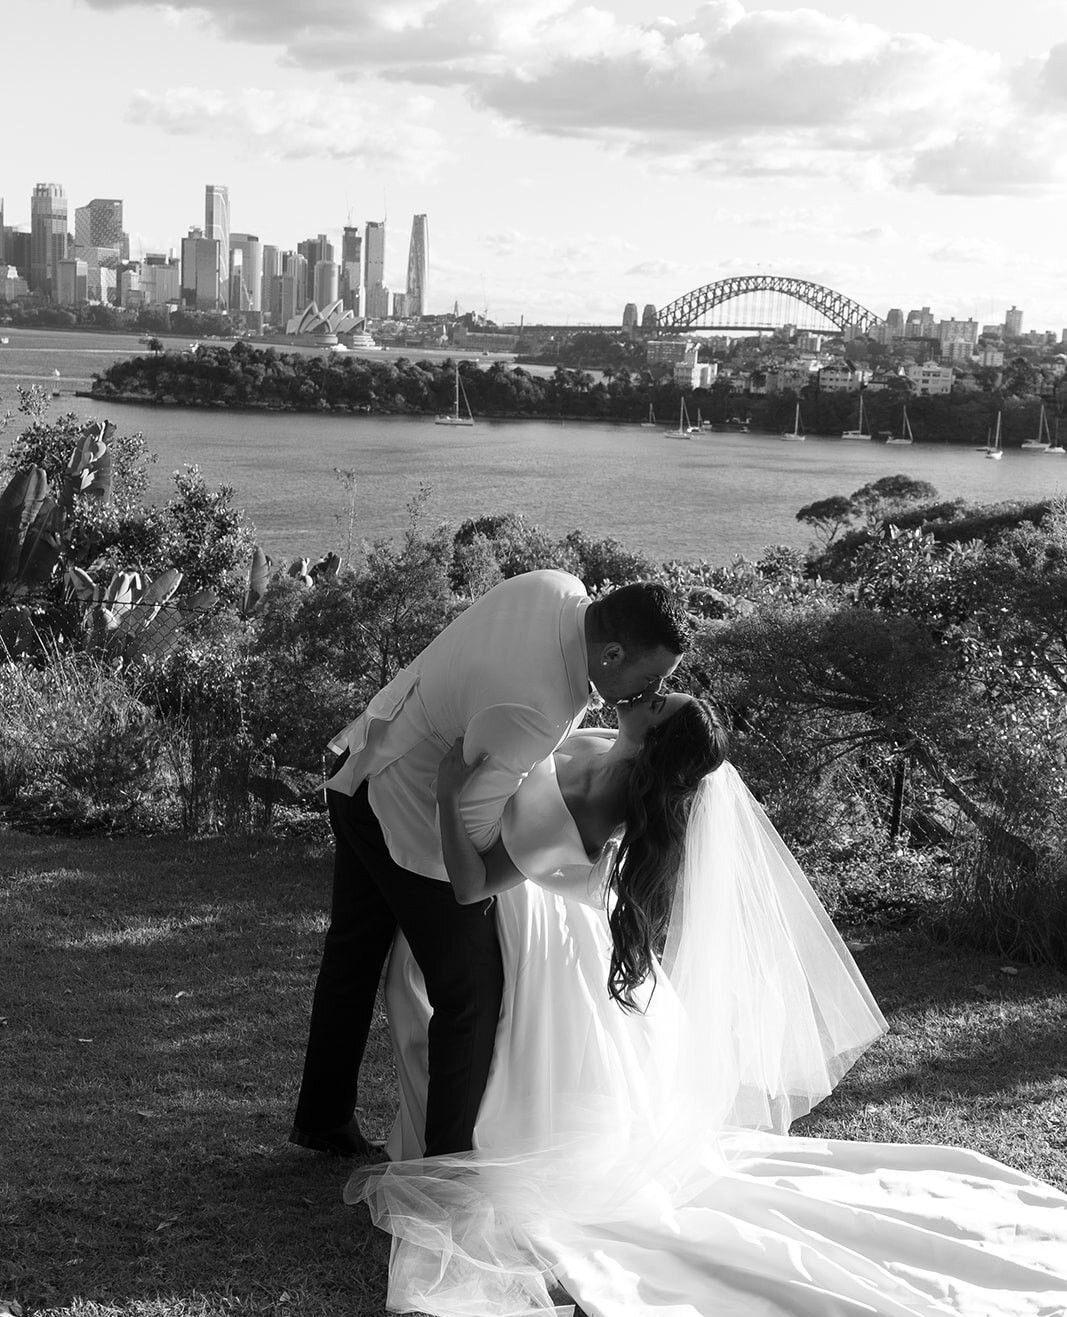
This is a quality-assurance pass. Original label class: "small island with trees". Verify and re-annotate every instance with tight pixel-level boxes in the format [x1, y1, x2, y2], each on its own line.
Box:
[83, 339, 1061, 445]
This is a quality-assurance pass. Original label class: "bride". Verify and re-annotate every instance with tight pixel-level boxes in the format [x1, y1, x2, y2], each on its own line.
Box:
[349, 694, 1067, 1317]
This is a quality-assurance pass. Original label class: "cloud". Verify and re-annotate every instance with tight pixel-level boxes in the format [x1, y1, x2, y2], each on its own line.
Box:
[124, 87, 447, 176]
[905, 129, 1064, 195]
[480, 229, 526, 256]
[85, 0, 1066, 194]
[927, 238, 1005, 265]
[625, 259, 684, 279]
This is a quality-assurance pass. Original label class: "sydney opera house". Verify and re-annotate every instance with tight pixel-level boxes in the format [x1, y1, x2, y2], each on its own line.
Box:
[284, 298, 362, 341]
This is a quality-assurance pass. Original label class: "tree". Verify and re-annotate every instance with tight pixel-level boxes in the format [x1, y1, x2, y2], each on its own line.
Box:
[848, 475, 938, 526]
[1003, 356, 1039, 398]
[795, 495, 854, 545]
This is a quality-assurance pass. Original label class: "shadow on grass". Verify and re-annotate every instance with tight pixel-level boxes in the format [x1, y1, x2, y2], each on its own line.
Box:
[2, 831, 395, 1316]
[851, 928, 1067, 1091]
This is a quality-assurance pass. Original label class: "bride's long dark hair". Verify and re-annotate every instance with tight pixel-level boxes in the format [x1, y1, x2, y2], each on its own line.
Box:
[607, 697, 728, 1010]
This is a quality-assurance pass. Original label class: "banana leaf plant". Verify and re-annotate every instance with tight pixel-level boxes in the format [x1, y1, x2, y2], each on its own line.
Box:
[0, 466, 64, 598]
[66, 565, 218, 662]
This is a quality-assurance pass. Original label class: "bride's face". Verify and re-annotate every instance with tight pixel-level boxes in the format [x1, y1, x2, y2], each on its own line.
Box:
[615, 691, 691, 741]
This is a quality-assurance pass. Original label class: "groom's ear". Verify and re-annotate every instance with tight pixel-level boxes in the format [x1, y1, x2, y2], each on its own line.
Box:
[599, 641, 625, 670]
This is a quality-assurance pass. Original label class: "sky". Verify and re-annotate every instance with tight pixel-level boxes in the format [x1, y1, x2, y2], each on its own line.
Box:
[4, 0, 1067, 329]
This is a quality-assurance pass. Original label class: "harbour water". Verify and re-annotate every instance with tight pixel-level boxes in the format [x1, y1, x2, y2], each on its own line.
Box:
[2, 326, 1064, 567]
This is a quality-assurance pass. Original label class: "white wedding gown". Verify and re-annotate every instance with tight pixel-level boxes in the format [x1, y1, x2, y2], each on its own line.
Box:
[348, 753, 1067, 1317]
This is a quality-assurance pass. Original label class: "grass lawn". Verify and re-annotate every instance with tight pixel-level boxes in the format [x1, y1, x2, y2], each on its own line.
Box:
[2, 829, 1065, 1317]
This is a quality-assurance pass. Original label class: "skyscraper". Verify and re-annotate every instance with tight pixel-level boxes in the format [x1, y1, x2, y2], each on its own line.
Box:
[56, 259, 88, 307]
[229, 233, 262, 311]
[885, 308, 904, 339]
[30, 183, 68, 296]
[298, 234, 334, 305]
[313, 259, 339, 308]
[181, 226, 221, 310]
[261, 244, 281, 320]
[279, 251, 308, 326]
[74, 198, 123, 251]
[406, 214, 428, 317]
[364, 220, 385, 288]
[204, 184, 230, 309]
[74, 198, 124, 303]
[364, 220, 387, 318]
[340, 225, 362, 314]
[1005, 305, 1023, 337]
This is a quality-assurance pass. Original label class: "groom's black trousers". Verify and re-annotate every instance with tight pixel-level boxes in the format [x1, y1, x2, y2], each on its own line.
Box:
[293, 779, 504, 1157]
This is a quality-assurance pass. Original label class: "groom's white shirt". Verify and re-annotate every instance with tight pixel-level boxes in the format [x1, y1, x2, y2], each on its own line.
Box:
[325, 569, 592, 882]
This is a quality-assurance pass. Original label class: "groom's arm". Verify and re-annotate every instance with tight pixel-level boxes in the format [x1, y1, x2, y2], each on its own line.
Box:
[454, 705, 562, 853]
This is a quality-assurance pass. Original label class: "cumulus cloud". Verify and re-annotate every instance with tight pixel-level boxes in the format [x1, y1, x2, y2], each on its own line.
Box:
[625, 259, 684, 279]
[905, 129, 1063, 195]
[124, 87, 447, 176]
[480, 229, 526, 256]
[86, 0, 1067, 195]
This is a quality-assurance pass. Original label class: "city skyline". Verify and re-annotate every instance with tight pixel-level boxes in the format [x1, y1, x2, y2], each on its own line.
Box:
[4, 0, 1067, 328]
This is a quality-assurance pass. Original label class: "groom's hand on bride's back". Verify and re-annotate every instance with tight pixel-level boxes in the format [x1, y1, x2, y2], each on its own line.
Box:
[436, 737, 487, 801]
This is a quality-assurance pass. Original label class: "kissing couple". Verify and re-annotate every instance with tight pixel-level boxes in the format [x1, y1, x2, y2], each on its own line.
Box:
[291, 569, 1067, 1317]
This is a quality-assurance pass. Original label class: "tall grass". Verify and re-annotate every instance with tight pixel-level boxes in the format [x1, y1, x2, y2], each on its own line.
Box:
[0, 643, 165, 830]
[0, 643, 266, 834]
[946, 800, 1067, 966]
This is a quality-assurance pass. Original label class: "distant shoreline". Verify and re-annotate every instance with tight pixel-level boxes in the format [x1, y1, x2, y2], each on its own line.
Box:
[73, 389, 619, 426]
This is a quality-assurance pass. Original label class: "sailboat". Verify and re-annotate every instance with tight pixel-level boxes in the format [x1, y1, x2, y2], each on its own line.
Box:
[841, 394, 868, 439]
[639, 403, 658, 428]
[688, 408, 703, 435]
[665, 399, 694, 439]
[985, 412, 1003, 460]
[885, 406, 914, 446]
[780, 403, 805, 442]
[434, 365, 475, 427]
[1021, 404, 1051, 452]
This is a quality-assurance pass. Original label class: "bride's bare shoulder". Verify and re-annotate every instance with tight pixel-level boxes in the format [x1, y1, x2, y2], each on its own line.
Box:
[563, 728, 616, 757]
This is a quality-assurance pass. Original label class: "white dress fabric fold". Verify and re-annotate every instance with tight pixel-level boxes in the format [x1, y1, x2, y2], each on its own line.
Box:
[349, 757, 1067, 1317]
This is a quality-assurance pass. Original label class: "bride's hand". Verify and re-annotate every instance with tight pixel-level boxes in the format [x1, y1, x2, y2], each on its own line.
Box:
[436, 737, 486, 801]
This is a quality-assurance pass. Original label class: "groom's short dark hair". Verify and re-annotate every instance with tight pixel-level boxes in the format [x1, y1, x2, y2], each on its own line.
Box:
[597, 582, 690, 655]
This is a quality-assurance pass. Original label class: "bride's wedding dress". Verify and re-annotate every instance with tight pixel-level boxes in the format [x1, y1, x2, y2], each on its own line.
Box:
[348, 750, 1067, 1317]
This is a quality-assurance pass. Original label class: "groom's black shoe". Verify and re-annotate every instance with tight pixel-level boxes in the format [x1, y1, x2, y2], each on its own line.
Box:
[289, 1119, 382, 1158]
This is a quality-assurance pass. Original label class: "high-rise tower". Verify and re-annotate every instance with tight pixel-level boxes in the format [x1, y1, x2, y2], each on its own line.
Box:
[296, 235, 333, 305]
[181, 226, 221, 310]
[261, 244, 282, 321]
[1005, 305, 1023, 337]
[340, 225, 362, 314]
[229, 233, 262, 311]
[204, 184, 230, 309]
[405, 214, 428, 317]
[364, 220, 387, 318]
[30, 183, 68, 296]
[74, 198, 123, 251]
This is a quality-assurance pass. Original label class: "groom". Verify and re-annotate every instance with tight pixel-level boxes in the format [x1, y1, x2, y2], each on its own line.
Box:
[290, 568, 689, 1158]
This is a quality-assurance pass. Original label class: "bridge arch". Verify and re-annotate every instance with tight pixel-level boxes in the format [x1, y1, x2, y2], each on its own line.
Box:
[656, 275, 884, 335]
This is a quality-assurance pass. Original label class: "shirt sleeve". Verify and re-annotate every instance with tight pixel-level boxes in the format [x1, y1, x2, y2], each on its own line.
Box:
[457, 703, 564, 854]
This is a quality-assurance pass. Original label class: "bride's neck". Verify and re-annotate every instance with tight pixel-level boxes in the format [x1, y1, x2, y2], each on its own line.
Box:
[587, 726, 640, 787]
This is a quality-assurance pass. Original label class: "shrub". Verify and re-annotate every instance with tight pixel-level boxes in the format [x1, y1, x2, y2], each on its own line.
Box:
[0, 647, 166, 831]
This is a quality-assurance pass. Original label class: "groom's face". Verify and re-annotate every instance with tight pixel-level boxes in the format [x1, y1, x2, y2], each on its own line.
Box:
[593, 643, 682, 707]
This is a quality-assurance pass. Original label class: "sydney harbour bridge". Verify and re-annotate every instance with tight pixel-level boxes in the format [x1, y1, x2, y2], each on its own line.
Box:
[652, 275, 884, 336]
[528, 275, 885, 337]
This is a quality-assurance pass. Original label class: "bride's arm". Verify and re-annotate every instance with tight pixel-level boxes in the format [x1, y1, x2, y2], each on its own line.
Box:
[436, 739, 526, 905]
